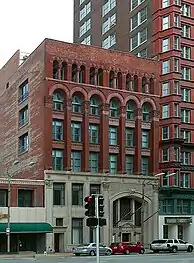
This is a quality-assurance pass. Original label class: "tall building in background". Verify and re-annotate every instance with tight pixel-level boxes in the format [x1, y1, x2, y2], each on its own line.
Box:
[74, 0, 194, 240]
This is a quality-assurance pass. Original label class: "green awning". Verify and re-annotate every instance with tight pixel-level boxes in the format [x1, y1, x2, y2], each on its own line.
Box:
[0, 223, 53, 233]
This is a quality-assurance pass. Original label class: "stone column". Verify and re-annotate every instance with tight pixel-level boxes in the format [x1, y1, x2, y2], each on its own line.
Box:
[64, 98, 72, 170]
[85, 67, 90, 84]
[131, 199, 135, 225]
[82, 101, 90, 171]
[150, 110, 159, 174]
[134, 108, 142, 174]
[44, 95, 53, 170]
[118, 106, 126, 173]
[67, 64, 72, 81]
[130, 76, 134, 91]
[122, 74, 126, 90]
[99, 103, 109, 173]
[113, 73, 117, 89]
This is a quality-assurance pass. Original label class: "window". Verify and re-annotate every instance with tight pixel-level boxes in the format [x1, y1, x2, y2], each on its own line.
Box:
[140, 7, 147, 23]
[110, 99, 119, 117]
[79, 18, 91, 37]
[102, 13, 116, 34]
[102, 34, 116, 49]
[126, 155, 133, 174]
[181, 24, 191, 38]
[89, 152, 99, 173]
[173, 171, 178, 186]
[162, 126, 169, 140]
[71, 122, 81, 142]
[131, 0, 145, 10]
[162, 16, 170, 30]
[181, 129, 191, 143]
[174, 14, 179, 27]
[102, 0, 116, 17]
[174, 125, 179, 138]
[161, 199, 174, 214]
[80, 0, 85, 4]
[52, 149, 64, 170]
[177, 200, 190, 214]
[89, 124, 99, 144]
[174, 36, 179, 50]
[162, 148, 169, 162]
[72, 218, 83, 245]
[174, 81, 179, 94]
[181, 3, 191, 17]
[181, 109, 190, 123]
[174, 58, 179, 72]
[142, 130, 149, 148]
[72, 184, 83, 206]
[126, 128, 134, 147]
[174, 0, 180, 4]
[126, 103, 135, 120]
[181, 88, 190, 102]
[19, 133, 28, 153]
[142, 157, 149, 176]
[52, 120, 63, 140]
[131, 34, 138, 50]
[53, 92, 63, 111]
[131, 13, 138, 29]
[162, 38, 170, 52]
[109, 126, 117, 145]
[162, 105, 170, 119]
[162, 82, 170, 96]
[163, 225, 168, 239]
[72, 96, 82, 113]
[0, 190, 8, 207]
[109, 154, 117, 174]
[174, 103, 179, 117]
[162, 173, 169, 186]
[56, 218, 63, 226]
[18, 80, 29, 103]
[139, 28, 147, 43]
[131, 7, 147, 30]
[90, 184, 101, 195]
[81, 35, 91, 45]
[162, 60, 170, 74]
[138, 49, 147, 58]
[180, 173, 190, 188]
[181, 46, 191, 59]
[71, 151, 81, 172]
[162, 0, 169, 8]
[142, 104, 150, 121]
[53, 183, 65, 206]
[79, 2, 91, 21]
[174, 147, 179, 161]
[19, 106, 28, 128]
[130, 28, 147, 50]
[18, 189, 33, 207]
[181, 67, 191, 80]
[181, 152, 190, 165]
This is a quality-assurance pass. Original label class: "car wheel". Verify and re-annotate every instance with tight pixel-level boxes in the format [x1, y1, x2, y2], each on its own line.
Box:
[90, 250, 96, 256]
[171, 247, 177, 253]
[125, 250, 130, 255]
[106, 250, 112, 256]
[139, 249, 145, 254]
[187, 246, 193, 252]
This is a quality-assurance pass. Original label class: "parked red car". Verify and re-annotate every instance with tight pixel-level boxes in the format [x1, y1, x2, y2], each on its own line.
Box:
[110, 242, 145, 254]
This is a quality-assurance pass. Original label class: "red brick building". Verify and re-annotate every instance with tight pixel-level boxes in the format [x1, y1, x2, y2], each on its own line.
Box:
[0, 39, 160, 251]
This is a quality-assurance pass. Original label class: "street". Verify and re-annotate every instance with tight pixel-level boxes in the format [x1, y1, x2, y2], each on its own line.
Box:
[1, 253, 194, 263]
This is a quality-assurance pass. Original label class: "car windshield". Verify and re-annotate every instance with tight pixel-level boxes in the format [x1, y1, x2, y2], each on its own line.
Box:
[77, 244, 90, 247]
[152, 240, 167, 244]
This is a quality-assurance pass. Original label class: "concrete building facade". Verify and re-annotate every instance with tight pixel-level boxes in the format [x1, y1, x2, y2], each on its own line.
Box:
[0, 38, 160, 252]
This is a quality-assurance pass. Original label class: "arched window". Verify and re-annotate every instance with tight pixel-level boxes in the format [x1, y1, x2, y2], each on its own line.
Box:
[90, 67, 95, 85]
[97, 68, 103, 86]
[61, 62, 67, 80]
[110, 99, 119, 117]
[72, 64, 78, 82]
[53, 60, 59, 79]
[109, 71, 114, 88]
[142, 103, 151, 121]
[142, 77, 147, 93]
[79, 65, 86, 84]
[133, 75, 138, 92]
[53, 91, 64, 111]
[116, 72, 122, 89]
[149, 78, 154, 94]
[126, 74, 131, 91]
[72, 95, 82, 113]
[126, 101, 136, 120]
[90, 97, 101, 115]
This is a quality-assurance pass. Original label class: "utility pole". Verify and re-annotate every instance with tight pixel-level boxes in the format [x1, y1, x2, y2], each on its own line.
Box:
[6, 172, 11, 253]
[141, 182, 145, 247]
[95, 196, 100, 263]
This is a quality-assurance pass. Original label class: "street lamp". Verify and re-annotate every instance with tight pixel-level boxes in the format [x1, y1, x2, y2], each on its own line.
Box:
[6, 160, 35, 253]
[141, 172, 176, 247]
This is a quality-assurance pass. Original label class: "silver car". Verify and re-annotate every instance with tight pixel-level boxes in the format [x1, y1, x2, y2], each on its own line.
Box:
[73, 243, 112, 256]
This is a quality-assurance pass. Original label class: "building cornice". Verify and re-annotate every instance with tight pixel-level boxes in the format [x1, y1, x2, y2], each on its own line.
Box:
[0, 178, 45, 185]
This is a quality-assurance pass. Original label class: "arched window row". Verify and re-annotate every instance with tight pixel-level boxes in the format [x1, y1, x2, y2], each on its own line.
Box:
[52, 60, 155, 94]
[52, 90, 155, 122]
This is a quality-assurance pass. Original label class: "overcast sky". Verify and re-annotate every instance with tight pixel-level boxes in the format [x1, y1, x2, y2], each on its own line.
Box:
[0, 0, 73, 68]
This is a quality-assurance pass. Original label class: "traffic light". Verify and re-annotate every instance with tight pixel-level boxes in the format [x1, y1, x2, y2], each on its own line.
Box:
[84, 195, 95, 217]
[98, 195, 104, 217]
[99, 218, 106, 226]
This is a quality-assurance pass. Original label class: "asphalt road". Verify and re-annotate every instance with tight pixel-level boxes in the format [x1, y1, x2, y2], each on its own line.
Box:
[1, 253, 194, 263]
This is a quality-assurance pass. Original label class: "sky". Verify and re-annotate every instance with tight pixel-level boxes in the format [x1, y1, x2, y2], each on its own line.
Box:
[0, 0, 73, 68]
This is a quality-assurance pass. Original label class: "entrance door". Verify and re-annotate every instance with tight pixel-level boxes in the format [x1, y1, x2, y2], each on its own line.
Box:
[54, 233, 60, 252]
[122, 233, 130, 242]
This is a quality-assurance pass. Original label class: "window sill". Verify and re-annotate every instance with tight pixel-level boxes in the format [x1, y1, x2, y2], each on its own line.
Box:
[18, 149, 29, 155]
[18, 122, 28, 129]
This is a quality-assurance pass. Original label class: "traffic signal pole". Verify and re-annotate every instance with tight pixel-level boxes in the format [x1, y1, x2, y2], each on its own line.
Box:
[95, 195, 100, 263]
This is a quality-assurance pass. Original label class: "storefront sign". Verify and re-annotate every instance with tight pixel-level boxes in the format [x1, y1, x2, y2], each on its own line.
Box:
[165, 217, 192, 224]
